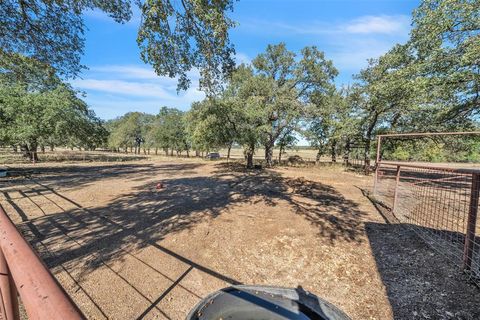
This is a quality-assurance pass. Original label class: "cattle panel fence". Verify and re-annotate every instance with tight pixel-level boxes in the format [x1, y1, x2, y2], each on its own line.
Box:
[374, 161, 480, 286]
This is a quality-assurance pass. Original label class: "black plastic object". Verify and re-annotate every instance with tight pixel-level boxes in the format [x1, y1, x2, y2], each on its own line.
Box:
[186, 285, 351, 320]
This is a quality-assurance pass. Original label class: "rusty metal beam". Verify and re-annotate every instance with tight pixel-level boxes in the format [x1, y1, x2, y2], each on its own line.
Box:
[378, 161, 480, 175]
[377, 131, 480, 138]
[0, 205, 84, 320]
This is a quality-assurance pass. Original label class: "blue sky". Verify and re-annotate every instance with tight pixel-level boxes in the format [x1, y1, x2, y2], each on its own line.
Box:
[72, 0, 419, 120]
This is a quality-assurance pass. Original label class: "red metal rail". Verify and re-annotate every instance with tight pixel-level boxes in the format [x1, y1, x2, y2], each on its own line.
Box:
[0, 205, 85, 320]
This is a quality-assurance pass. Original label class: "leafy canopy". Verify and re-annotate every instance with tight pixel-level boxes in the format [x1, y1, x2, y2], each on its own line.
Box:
[1, 0, 237, 91]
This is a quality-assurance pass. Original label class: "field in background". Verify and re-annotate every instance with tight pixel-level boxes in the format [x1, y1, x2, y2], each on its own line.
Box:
[0, 147, 348, 165]
[219, 147, 320, 161]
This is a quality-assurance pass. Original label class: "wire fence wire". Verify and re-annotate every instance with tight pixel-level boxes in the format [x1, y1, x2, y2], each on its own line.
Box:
[374, 162, 480, 286]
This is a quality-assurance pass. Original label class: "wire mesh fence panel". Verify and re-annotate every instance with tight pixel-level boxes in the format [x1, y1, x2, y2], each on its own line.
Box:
[374, 162, 480, 286]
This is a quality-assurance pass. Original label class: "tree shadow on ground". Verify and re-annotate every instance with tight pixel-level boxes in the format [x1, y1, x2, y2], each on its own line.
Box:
[3, 162, 369, 318]
[24, 163, 367, 272]
[366, 223, 480, 319]
[9, 162, 205, 190]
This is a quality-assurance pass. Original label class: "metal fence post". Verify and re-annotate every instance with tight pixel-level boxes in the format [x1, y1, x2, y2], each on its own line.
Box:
[463, 173, 480, 271]
[0, 248, 19, 320]
[392, 165, 401, 214]
[373, 136, 382, 196]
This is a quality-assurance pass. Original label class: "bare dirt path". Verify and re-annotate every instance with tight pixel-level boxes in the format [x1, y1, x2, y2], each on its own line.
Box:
[0, 159, 478, 319]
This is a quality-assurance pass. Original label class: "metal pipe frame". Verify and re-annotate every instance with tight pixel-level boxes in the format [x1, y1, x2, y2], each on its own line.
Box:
[376, 131, 480, 138]
[0, 205, 85, 320]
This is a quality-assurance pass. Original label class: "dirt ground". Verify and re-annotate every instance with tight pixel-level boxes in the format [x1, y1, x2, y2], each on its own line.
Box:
[0, 158, 478, 319]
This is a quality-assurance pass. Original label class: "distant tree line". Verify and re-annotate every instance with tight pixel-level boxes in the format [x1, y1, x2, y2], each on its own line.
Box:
[1, 0, 478, 168]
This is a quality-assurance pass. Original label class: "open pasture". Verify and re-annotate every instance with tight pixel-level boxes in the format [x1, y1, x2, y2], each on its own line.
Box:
[0, 158, 478, 319]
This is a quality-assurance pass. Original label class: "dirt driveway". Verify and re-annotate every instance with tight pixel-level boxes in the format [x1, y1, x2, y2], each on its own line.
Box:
[0, 158, 478, 319]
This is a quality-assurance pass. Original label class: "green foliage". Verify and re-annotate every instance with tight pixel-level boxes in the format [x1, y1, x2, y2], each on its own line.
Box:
[1, 0, 236, 90]
[108, 107, 190, 155]
[410, 0, 480, 120]
[0, 80, 106, 156]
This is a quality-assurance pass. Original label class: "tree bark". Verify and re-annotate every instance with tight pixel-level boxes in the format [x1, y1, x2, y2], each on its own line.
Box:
[246, 151, 254, 169]
[246, 144, 255, 169]
[364, 139, 371, 173]
[29, 141, 38, 162]
[264, 137, 275, 167]
[21, 144, 29, 158]
[331, 140, 337, 163]
[227, 143, 232, 162]
[344, 139, 351, 166]
[279, 144, 284, 163]
[364, 111, 379, 173]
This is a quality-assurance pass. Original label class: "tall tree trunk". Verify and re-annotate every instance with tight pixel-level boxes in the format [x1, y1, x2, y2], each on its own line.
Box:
[316, 150, 321, 163]
[170, 149, 174, 156]
[279, 144, 284, 163]
[29, 141, 38, 163]
[155, 147, 158, 155]
[195, 150, 200, 157]
[331, 140, 337, 163]
[364, 111, 379, 173]
[227, 143, 232, 162]
[264, 137, 274, 167]
[316, 144, 325, 164]
[21, 144, 30, 159]
[344, 139, 351, 166]
[364, 139, 371, 173]
[41, 145, 45, 154]
[186, 149, 190, 157]
[50, 144, 54, 151]
[246, 151, 254, 169]
[246, 143, 255, 169]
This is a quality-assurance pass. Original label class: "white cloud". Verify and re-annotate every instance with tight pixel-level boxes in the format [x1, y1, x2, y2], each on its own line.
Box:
[71, 64, 205, 119]
[71, 79, 173, 98]
[343, 15, 410, 35]
[328, 38, 394, 72]
[241, 15, 410, 36]
[89, 65, 159, 80]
